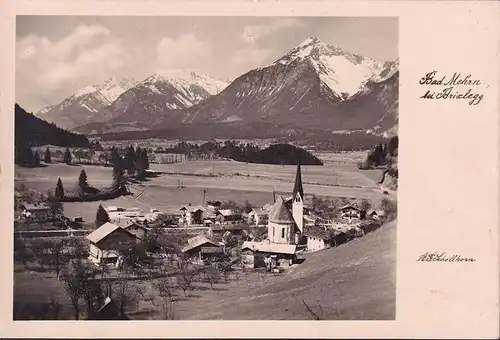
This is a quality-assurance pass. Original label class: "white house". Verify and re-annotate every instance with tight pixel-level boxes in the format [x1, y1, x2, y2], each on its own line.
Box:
[86, 222, 138, 265]
[248, 208, 269, 225]
[20, 202, 51, 221]
[339, 203, 362, 220]
[179, 205, 206, 225]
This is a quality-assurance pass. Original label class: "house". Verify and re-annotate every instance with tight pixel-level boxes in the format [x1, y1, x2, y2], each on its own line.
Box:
[206, 200, 221, 210]
[339, 203, 362, 220]
[366, 209, 385, 220]
[248, 208, 269, 225]
[20, 202, 51, 221]
[115, 220, 148, 240]
[216, 209, 243, 224]
[303, 225, 349, 252]
[181, 235, 223, 264]
[86, 222, 138, 265]
[179, 205, 206, 225]
[241, 240, 297, 269]
[106, 206, 143, 221]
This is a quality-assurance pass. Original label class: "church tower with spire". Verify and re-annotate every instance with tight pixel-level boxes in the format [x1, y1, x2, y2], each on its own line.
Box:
[292, 159, 304, 233]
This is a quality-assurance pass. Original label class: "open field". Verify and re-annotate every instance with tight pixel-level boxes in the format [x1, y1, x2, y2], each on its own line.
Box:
[13, 219, 396, 320]
[15, 157, 389, 223]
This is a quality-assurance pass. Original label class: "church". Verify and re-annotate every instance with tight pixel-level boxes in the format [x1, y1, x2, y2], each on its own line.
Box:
[240, 161, 305, 269]
[268, 161, 304, 245]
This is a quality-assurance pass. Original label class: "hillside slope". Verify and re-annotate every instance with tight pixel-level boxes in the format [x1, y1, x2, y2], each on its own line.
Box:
[186, 220, 396, 320]
[15, 104, 90, 147]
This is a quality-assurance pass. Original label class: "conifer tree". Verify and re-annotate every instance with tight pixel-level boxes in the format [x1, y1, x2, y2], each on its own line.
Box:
[63, 148, 72, 165]
[55, 178, 65, 199]
[78, 169, 88, 191]
[123, 145, 136, 177]
[32, 151, 41, 167]
[44, 147, 52, 164]
[95, 204, 110, 228]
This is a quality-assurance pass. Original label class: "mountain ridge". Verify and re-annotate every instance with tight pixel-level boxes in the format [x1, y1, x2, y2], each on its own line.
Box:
[38, 36, 398, 141]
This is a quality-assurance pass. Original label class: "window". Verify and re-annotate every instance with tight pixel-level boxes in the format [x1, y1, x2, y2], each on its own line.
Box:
[281, 228, 285, 238]
[273, 226, 275, 237]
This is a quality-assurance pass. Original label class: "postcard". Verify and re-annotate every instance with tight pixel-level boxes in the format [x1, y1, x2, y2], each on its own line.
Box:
[0, 0, 498, 338]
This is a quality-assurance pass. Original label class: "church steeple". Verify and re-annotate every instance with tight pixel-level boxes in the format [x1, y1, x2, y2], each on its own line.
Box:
[292, 158, 304, 199]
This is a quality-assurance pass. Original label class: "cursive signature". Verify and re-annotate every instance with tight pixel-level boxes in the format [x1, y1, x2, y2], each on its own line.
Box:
[417, 251, 476, 262]
[418, 71, 484, 105]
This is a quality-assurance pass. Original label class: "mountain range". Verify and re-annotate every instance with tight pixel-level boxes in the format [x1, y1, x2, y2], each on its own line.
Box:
[34, 37, 399, 141]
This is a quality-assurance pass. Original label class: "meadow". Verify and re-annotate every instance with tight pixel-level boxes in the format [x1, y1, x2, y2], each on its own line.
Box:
[15, 156, 387, 223]
[15, 155, 388, 222]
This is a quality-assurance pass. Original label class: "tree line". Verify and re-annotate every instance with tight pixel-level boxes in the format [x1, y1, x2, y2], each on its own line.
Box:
[150, 140, 323, 165]
[358, 135, 398, 170]
[15, 104, 90, 167]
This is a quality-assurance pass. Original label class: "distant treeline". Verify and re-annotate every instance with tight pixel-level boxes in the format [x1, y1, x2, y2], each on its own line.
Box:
[15, 104, 90, 167]
[148, 140, 323, 165]
[97, 122, 388, 151]
[358, 136, 399, 170]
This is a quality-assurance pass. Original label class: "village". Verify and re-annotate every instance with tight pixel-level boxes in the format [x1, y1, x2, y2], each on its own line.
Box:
[17, 162, 389, 266]
[14, 155, 396, 320]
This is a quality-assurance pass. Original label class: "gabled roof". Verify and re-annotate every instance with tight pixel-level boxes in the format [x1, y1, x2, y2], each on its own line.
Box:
[22, 202, 50, 211]
[180, 205, 206, 213]
[183, 235, 219, 252]
[367, 209, 385, 216]
[268, 196, 295, 224]
[114, 219, 147, 230]
[217, 209, 238, 217]
[241, 241, 296, 255]
[340, 203, 361, 211]
[250, 208, 268, 216]
[86, 222, 135, 243]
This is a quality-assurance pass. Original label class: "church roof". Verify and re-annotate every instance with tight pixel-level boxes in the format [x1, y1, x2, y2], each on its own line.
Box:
[268, 196, 295, 224]
[292, 159, 304, 199]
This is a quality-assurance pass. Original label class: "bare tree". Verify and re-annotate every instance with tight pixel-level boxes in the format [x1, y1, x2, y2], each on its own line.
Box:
[202, 266, 221, 291]
[46, 239, 69, 279]
[113, 276, 139, 317]
[176, 260, 199, 297]
[29, 239, 52, 267]
[153, 277, 178, 301]
[61, 264, 83, 320]
[67, 237, 89, 259]
[61, 260, 104, 319]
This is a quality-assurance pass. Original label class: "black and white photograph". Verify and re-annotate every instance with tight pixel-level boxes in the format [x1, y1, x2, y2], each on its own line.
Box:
[13, 16, 398, 321]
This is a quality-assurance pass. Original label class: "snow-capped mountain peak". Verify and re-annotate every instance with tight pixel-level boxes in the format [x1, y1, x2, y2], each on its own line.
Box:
[98, 76, 138, 103]
[72, 85, 99, 98]
[272, 36, 395, 100]
[147, 69, 229, 95]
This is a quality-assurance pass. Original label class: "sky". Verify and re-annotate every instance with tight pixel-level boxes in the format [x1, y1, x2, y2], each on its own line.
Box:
[16, 16, 398, 112]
